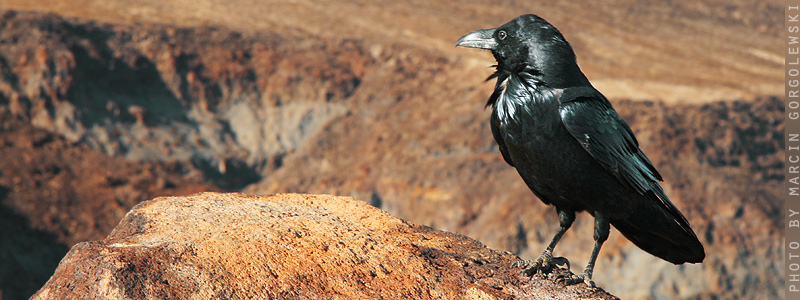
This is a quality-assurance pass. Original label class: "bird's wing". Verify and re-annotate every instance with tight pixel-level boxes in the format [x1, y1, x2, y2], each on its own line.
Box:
[558, 86, 698, 245]
[557, 86, 662, 195]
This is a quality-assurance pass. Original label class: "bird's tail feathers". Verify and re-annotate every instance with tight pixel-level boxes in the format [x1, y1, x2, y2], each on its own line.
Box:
[611, 192, 705, 264]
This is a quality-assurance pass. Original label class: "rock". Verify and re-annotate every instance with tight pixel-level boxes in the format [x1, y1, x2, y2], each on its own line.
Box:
[31, 192, 617, 300]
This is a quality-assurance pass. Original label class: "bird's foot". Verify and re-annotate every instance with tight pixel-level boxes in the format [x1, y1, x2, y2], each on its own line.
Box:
[513, 251, 571, 277]
[555, 269, 595, 288]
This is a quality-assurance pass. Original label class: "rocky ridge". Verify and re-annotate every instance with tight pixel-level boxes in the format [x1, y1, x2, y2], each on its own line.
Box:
[31, 193, 618, 300]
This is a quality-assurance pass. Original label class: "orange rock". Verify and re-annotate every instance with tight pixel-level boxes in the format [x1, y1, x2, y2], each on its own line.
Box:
[32, 192, 617, 299]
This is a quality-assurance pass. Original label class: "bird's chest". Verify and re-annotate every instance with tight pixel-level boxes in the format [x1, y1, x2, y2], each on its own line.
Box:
[492, 95, 582, 180]
[493, 97, 563, 147]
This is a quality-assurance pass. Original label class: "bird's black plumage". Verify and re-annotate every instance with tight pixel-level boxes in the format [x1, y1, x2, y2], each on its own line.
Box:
[456, 14, 704, 286]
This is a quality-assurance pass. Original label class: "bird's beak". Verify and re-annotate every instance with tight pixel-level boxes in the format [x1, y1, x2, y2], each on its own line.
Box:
[455, 28, 498, 50]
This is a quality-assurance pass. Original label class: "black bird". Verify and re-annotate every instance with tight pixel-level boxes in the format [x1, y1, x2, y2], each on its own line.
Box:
[456, 14, 704, 286]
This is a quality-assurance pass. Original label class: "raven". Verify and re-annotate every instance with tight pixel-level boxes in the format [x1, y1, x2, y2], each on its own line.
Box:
[456, 14, 704, 287]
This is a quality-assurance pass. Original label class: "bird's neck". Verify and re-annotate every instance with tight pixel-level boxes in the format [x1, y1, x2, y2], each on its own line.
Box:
[488, 67, 560, 126]
[543, 65, 590, 89]
[534, 54, 591, 89]
[486, 66, 542, 107]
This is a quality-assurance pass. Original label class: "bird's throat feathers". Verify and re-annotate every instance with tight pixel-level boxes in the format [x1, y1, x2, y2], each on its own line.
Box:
[487, 66, 556, 126]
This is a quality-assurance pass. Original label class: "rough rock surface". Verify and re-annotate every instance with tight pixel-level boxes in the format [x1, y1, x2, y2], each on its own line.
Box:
[32, 192, 617, 300]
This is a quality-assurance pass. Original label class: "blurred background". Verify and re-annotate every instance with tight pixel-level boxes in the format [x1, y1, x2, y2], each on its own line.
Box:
[0, 0, 782, 299]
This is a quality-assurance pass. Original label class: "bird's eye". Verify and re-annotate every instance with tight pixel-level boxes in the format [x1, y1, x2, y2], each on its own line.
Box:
[498, 30, 508, 40]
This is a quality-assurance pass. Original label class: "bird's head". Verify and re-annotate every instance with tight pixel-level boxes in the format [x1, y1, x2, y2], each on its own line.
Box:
[455, 14, 588, 88]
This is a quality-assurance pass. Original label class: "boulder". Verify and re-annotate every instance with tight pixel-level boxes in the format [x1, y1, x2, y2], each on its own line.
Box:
[31, 192, 616, 299]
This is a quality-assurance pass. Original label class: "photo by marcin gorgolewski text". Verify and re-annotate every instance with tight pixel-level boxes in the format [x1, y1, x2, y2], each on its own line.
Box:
[788, 3, 800, 300]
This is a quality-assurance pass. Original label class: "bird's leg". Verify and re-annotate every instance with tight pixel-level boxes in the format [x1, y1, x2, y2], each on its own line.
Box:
[557, 210, 609, 288]
[515, 209, 575, 276]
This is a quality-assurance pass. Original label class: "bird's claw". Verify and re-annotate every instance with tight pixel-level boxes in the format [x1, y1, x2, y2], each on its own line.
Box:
[510, 259, 531, 269]
[524, 251, 552, 277]
[549, 256, 571, 271]
[555, 270, 595, 288]
[513, 251, 571, 277]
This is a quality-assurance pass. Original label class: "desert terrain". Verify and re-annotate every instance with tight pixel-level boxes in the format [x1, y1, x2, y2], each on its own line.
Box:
[0, 0, 783, 299]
